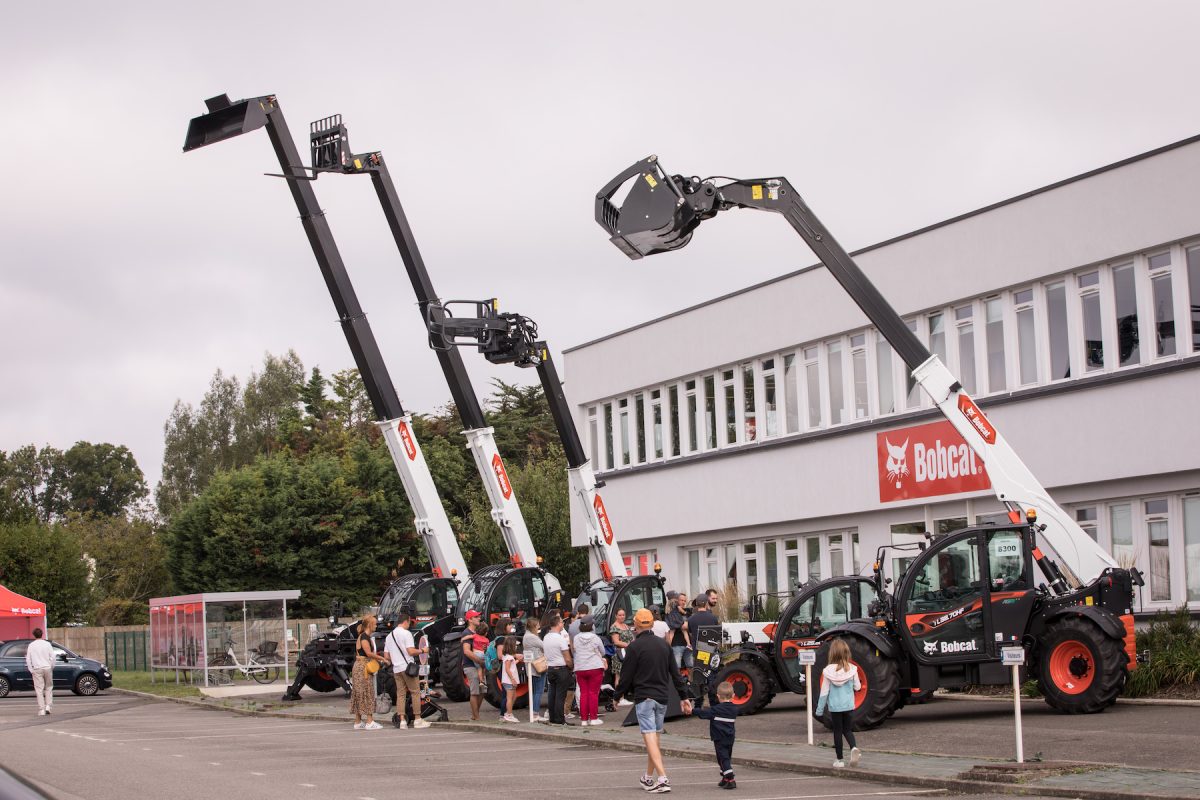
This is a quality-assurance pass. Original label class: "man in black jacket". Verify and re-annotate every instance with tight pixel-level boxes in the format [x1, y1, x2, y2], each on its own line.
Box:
[614, 607, 693, 793]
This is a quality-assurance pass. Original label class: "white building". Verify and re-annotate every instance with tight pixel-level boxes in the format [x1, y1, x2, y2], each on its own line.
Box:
[563, 135, 1200, 617]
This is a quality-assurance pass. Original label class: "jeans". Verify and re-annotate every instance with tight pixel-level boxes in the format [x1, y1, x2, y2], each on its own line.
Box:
[546, 667, 570, 724]
[635, 698, 667, 734]
[575, 668, 604, 722]
[830, 710, 857, 760]
[671, 645, 694, 671]
[530, 673, 546, 714]
[714, 739, 734, 777]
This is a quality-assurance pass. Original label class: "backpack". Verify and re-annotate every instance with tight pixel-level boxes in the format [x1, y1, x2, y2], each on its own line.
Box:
[484, 640, 500, 674]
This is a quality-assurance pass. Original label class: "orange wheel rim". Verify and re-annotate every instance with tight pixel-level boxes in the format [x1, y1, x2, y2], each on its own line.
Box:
[1048, 640, 1094, 694]
[726, 672, 754, 705]
[850, 660, 869, 709]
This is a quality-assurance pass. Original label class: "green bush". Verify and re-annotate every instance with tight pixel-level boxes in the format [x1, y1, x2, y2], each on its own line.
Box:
[1124, 607, 1200, 697]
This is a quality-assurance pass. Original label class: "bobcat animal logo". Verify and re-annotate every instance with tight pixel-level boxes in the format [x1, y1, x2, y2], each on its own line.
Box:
[884, 438, 909, 489]
[923, 640, 938, 655]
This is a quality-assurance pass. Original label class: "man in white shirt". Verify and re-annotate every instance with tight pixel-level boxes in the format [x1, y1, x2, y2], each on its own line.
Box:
[542, 615, 574, 725]
[25, 628, 55, 716]
[384, 613, 429, 729]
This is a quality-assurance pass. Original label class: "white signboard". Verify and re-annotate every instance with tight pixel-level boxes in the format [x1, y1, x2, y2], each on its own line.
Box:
[797, 650, 817, 666]
[1001, 646, 1025, 666]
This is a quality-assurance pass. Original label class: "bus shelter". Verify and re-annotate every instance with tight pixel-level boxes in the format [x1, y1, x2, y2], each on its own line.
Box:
[149, 591, 300, 686]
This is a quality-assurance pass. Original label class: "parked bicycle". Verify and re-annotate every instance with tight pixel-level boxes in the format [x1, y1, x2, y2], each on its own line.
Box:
[206, 640, 281, 685]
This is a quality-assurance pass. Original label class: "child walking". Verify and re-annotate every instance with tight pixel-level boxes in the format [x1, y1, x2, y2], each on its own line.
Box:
[815, 638, 862, 768]
[501, 636, 520, 723]
[692, 680, 740, 789]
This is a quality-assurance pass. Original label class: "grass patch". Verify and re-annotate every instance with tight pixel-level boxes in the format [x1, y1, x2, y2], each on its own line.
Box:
[1125, 607, 1200, 698]
[110, 670, 202, 699]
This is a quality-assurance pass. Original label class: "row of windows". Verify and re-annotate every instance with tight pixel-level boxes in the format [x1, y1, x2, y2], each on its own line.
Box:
[586, 242, 1200, 472]
[685, 531, 861, 602]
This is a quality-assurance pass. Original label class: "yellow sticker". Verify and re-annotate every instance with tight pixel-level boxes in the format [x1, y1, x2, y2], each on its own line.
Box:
[752, 184, 763, 200]
[353, 158, 362, 170]
[644, 173, 658, 188]
[1085, 596, 1094, 606]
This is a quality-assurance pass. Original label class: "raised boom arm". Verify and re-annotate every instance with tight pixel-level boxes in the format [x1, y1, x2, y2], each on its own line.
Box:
[183, 94, 469, 585]
[596, 156, 1125, 591]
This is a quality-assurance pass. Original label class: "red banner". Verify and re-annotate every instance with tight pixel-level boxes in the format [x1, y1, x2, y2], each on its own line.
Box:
[877, 420, 991, 502]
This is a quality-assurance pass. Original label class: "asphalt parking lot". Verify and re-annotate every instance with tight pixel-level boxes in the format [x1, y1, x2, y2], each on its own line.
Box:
[0, 693, 1073, 800]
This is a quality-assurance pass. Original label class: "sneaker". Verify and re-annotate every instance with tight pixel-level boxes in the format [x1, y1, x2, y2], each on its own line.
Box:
[721, 780, 737, 790]
[565, 712, 577, 720]
[412, 718, 431, 729]
[395, 719, 408, 729]
[591, 718, 604, 726]
[832, 759, 845, 768]
[650, 778, 672, 793]
[849, 746, 861, 766]
[540, 712, 550, 721]
[363, 721, 383, 730]
[502, 714, 519, 723]
[353, 722, 365, 730]
[46, 707, 51, 714]
[718, 778, 730, 788]
[618, 698, 634, 707]
[37, 710, 47, 717]
[639, 775, 657, 790]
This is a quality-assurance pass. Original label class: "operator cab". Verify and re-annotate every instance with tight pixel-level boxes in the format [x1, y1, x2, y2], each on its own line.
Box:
[579, 575, 667, 633]
[377, 573, 459, 632]
[459, 564, 550, 632]
[771, 577, 875, 694]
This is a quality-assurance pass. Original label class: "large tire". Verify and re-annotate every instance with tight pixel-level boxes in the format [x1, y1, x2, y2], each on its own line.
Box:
[712, 659, 774, 716]
[438, 641, 470, 703]
[484, 671, 529, 710]
[1037, 617, 1126, 714]
[304, 671, 341, 693]
[812, 636, 901, 731]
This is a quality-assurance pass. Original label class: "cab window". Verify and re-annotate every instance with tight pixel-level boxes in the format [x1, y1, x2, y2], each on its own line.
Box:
[785, 585, 851, 637]
[987, 530, 1027, 591]
[905, 536, 982, 614]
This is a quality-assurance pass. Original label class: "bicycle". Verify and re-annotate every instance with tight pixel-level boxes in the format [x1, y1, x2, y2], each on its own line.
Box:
[206, 639, 281, 685]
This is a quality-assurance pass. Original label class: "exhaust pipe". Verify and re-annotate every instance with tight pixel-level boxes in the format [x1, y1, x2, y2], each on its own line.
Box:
[182, 94, 273, 152]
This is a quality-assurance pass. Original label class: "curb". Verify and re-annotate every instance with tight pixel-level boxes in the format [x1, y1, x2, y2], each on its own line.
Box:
[936, 692, 1200, 707]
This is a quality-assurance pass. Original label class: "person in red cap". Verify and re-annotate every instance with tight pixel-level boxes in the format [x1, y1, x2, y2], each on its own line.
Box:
[461, 611, 486, 720]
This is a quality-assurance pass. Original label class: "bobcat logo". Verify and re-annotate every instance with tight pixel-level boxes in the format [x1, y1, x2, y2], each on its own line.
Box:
[923, 640, 938, 655]
[884, 438, 909, 489]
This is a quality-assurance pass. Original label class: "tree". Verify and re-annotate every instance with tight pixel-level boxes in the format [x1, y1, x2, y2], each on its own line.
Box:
[62, 513, 172, 625]
[43, 442, 147, 518]
[234, 351, 304, 462]
[0, 521, 91, 627]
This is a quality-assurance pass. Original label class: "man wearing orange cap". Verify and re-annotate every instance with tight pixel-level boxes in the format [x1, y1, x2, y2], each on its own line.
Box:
[614, 607, 693, 793]
[461, 611, 485, 721]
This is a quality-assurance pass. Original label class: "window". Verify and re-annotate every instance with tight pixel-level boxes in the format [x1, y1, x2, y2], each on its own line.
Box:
[850, 334, 869, 420]
[1014, 288, 1038, 385]
[685, 379, 698, 453]
[668, 385, 680, 457]
[634, 393, 646, 464]
[785, 539, 800, 591]
[806, 536, 822, 582]
[742, 363, 757, 441]
[1110, 503, 1135, 567]
[1075, 507, 1098, 541]
[1189, 246, 1200, 352]
[745, 542, 759, 598]
[985, 297, 1006, 392]
[1078, 271, 1103, 372]
[762, 358, 779, 437]
[935, 517, 967, 535]
[905, 537, 982, 615]
[704, 375, 717, 449]
[688, 549, 701, 597]
[987, 529, 1027, 590]
[1146, 498, 1171, 602]
[890, 522, 925, 581]
[764, 541, 779, 594]
[1112, 263, 1140, 367]
[829, 533, 845, 577]
[650, 389, 663, 459]
[827, 340, 845, 424]
[618, 398, 630, 466]
[929, 312, 946, 363]
[603, 403, 614, 469]
[587, 406, 598, 468]
[721, 369, 736, 445]
[875, 332, 895, 415]
[1045, 281, 1070, 380]
[905, 319, 922, 407]
[804, 346, 822, 428]
[783, 353, 799, 433]
[955, 305, 976, 395]
[1185, 496, 1200, 602]
[1148, 252, 1176, 357]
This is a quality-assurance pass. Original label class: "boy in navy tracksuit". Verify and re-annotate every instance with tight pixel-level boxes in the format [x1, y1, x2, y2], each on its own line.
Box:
[693, 681, 739, 789]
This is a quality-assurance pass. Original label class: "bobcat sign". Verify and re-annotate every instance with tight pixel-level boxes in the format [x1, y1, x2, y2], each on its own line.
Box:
[877, 420, 991, 502]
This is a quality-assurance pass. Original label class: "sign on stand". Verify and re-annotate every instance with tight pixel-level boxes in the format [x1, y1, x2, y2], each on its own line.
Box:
[1001, 646, 1025, 763]
[798, 650, 817, 745]
[523, 650, 536, 723]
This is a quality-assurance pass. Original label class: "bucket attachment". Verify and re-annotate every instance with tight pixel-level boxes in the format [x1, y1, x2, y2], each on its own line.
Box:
[594, 156, 703, 260]
[183, 94, 273, 152]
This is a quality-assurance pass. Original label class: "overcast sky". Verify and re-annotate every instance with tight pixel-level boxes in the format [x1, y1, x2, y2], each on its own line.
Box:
[4, 1, 1200, 495]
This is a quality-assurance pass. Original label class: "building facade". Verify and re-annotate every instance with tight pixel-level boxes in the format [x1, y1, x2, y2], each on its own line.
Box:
[563, 135, 1200, 616]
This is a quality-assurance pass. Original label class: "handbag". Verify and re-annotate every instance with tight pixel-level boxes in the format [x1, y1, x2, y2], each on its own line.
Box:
[365, 659, 380, 675]
[405, 661, 420, 678]
[532, 655, 548, 674]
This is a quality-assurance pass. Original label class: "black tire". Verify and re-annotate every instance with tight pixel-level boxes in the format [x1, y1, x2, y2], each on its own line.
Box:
[251, 664, 280, 684]
[74, 673, 100, 696]
[712, 659, 774, 716]
[484, 671, 529, 710]
[0, 675, 9, 697]
[907, 687, 936, 705]
[378, 670, 397, 704]
[438, 640, 470, 703]
[304, 671, 341, 693]
[1037, 617, 1126, 714]
[812, 636, 901, 731]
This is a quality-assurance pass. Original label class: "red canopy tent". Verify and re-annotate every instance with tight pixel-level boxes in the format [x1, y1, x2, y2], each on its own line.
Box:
[0, 585, 48, 640]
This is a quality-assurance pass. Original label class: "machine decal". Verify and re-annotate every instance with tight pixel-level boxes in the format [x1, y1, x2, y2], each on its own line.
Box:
[957, 393, 997, 445]
[398, 421, 417, 461]
[877, 420, 991, 502]
[937, 640, 979, 654]
[594, 494, 614, 544]
[492, 453, 513, 499]
[644, 172, 657, 188]
[923, 640, 939, 655]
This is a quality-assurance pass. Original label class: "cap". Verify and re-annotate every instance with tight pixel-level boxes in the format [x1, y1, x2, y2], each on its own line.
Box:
[633, 608, 654, 628]
[665, 590, 679, 601]
[580, 614, 595, 627]
[464, 610, 481, 620]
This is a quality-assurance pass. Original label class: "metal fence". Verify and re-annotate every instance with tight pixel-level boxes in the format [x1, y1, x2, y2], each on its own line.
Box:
[104, 630, 148, 671]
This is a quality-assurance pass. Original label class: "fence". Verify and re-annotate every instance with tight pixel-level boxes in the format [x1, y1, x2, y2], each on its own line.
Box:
[48, 619, 334, 667]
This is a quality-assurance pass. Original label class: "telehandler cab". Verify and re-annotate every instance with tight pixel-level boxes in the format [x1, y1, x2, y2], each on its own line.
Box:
[594, 157, 1143, 728]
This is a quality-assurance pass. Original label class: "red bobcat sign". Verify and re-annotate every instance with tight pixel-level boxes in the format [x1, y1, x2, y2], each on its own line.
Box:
[594, 494, 614, 545]
[877, 420, 991, 502]
[397, 421, 417, 461]
[492, 453, 513, 499]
